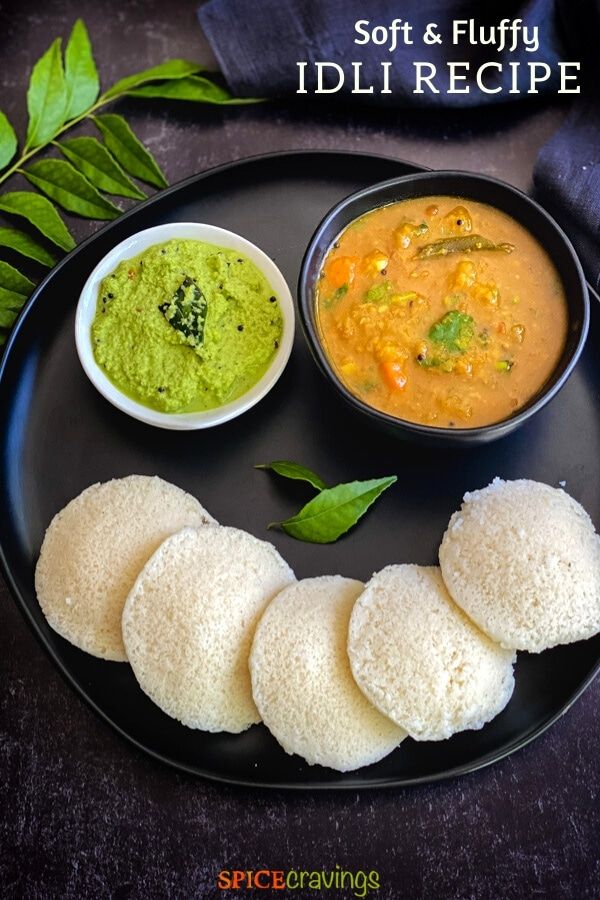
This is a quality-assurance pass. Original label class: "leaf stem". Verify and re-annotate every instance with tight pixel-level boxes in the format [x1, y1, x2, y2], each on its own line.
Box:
[0, 91, 124, 188]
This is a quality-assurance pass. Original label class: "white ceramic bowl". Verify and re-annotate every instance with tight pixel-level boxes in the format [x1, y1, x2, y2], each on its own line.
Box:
[75, 222, 295, 430]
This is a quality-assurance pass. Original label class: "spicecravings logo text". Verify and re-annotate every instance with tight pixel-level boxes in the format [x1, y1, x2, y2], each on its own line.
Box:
[217, 866, 380, 898]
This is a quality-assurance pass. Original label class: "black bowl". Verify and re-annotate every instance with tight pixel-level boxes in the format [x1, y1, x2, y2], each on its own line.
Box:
[298, 170, 590, 446]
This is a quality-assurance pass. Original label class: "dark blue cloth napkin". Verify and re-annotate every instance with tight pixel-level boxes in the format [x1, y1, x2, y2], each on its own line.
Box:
[534, 103, 600, 293]
[198, 0, 599, 290]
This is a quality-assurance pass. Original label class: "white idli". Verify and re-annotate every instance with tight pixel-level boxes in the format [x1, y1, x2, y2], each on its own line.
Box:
[439, 478, 600, 652]
[348, 565, 515, 741]
[122, 525, 295, 733]
[250, 576, 405, 771]
[35, 475, 215, 661]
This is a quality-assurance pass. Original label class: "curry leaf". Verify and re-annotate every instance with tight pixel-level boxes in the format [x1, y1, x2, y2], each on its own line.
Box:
[0, 287, 27, 309]
[159, 277, 207, 349]
[0, 192, 74, 250]
[0, 112, 18, 170]
[270, 476, 397, 543]
[0, 227, 55, 266]
[0, 259, 34, 314]
[93, 114, 167, 188]
[64, 19, 100, 119]
[25, 39, 68, 149]
[0, 260, 36, 296]
[256, 460, 327, 492]
[102, 59, 202, 99]
[127, 75, 261, 105]
[0, 308, 20, 328]
[57, 137, 146, 199]
[23, 159, 121, 220]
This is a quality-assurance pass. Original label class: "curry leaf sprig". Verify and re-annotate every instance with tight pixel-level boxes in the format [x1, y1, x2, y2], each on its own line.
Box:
[0, 19, 257, 347]
[257, 460, 397, 543]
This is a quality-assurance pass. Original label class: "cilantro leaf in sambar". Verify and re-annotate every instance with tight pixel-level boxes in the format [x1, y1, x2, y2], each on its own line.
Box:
[429, 311, 474, 354]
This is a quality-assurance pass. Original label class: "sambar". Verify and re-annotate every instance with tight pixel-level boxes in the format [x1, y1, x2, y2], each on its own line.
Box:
[316, 196, 568, 428]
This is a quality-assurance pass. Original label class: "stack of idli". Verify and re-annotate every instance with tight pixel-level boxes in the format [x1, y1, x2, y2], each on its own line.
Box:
[34, 474, 600, 774]
[36, 475, 295, 733]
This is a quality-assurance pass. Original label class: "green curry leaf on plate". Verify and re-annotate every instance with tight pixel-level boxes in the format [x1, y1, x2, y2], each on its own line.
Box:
[64, 19, 100, 120]
[270, 476, 397, 543]
[255, 460, 327, 492]
[25, 38, 68, 150]
[0, 192, 75, 250]
[93, 114, 168, 188]
[57, 137, 146, 199]
[23, 159, 121, 220]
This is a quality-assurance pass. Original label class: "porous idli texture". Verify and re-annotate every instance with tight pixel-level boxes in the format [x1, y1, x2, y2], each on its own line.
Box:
[122, 525, 295, 733]
[250, 575, 405, 771]
[439, 478, 600, 652]
[35, 475, 215, 661]
[348, 565, 515, 741]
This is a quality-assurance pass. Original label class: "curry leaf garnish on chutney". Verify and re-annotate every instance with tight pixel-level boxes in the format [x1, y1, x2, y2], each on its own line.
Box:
[316, 197, 568, 428]
[158, 277, 208, 349]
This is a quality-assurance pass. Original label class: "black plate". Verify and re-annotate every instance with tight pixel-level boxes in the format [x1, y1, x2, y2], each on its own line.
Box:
[0, 151, 598, 790]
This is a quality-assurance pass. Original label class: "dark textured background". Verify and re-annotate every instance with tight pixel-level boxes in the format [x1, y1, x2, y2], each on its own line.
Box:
[0, 2, 598, 898]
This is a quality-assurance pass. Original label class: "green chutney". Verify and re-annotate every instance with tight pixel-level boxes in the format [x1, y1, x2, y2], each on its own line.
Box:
[92, 238, 284, 413]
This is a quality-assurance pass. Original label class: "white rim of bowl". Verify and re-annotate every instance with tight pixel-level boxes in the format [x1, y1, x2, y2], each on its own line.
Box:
[75, 223, 295, 430]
